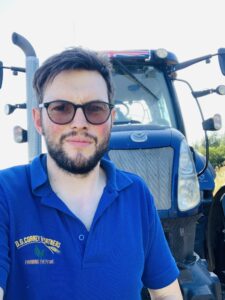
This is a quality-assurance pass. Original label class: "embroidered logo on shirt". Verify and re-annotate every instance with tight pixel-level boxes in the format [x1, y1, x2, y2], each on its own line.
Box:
[15, 235, 61, 265]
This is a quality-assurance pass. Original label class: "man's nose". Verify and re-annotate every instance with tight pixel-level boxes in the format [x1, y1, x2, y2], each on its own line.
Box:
[70, 107, 89, 128]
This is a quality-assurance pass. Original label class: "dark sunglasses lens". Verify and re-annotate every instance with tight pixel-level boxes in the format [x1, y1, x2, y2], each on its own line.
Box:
[84, 102, 111, 124]
[47, 101, 74, 124]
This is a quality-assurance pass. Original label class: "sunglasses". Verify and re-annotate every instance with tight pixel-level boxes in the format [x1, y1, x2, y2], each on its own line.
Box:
[39, 100, 114, 125]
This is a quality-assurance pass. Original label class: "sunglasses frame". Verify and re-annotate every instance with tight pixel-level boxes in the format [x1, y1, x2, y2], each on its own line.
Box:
[39, 100, 114, 125]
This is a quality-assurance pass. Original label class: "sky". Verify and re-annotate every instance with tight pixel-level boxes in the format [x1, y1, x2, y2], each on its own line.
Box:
[0, 0, 225, 168]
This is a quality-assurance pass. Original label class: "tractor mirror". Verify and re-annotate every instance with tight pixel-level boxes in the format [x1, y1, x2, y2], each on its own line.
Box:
[202, 114, 222, 131]
[218, 48, 225, 76]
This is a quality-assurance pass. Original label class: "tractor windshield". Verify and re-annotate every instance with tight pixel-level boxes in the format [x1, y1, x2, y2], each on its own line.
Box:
[112, 64, 176, 127]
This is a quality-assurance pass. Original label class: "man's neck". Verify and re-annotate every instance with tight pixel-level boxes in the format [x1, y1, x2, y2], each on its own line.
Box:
[46, 154, 105, 200]
[46, 155, 107, 230]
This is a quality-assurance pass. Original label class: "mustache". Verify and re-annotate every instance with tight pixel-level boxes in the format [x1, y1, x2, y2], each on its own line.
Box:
[60, 131, 98, 144]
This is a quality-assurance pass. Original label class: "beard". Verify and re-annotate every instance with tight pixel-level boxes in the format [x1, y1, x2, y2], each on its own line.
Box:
[43, 130, 110, 175]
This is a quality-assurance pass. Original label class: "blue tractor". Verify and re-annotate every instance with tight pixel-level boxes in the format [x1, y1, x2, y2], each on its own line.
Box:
[1, 33, 225, 299]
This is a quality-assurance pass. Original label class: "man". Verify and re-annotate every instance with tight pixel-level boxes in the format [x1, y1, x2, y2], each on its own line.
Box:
[0, 48, 183, 299]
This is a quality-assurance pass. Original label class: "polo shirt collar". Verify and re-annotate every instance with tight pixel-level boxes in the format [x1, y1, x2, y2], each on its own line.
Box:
[30, 154, 49, 196]
[100, 158, 133, 192]
[29, 154, 133, 226]
[30, 154, 133, 196]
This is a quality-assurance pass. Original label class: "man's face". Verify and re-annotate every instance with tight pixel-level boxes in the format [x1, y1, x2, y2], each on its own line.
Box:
[33, 70, 115, 175]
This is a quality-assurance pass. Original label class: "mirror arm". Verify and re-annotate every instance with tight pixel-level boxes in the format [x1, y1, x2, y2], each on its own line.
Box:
[168, 53, 218, 74]
[173, 78, 210, 176]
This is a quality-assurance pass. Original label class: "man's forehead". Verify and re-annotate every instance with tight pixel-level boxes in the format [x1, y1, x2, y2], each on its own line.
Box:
[46, 69, 106, 86]
[43, 69, 108, 102]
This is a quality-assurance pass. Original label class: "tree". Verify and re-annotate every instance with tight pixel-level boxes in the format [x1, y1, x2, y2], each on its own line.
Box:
[194, 132, 225, 168]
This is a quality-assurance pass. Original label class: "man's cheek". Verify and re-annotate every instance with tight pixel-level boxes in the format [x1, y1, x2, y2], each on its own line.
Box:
[98, 122, 111, 135]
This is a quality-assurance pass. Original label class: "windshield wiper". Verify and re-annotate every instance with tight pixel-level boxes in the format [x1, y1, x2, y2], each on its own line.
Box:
[114, 59, 159, 101]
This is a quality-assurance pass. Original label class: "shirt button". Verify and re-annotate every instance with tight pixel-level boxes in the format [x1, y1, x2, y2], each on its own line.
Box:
[78, 234, 85, 241]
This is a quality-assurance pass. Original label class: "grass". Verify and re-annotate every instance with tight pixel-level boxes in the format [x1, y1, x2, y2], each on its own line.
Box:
[214, 166, 225, 195]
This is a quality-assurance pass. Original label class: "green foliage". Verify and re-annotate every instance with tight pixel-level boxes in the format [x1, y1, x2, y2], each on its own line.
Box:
[194, 132, 225, 168]
[215, 166, 225, 194]
[209, 145, 225, 168]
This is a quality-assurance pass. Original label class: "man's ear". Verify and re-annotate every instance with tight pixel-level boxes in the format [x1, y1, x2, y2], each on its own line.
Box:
[32, 108, 43, 135]
[111, 107, 116, 124]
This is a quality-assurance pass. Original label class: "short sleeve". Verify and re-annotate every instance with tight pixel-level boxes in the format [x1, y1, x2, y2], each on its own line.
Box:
[0, 186, 10, 291]
[142, 191, 179, 289]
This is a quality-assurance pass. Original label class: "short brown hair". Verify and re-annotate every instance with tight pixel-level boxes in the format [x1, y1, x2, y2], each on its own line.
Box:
[33, 47, 114, 104]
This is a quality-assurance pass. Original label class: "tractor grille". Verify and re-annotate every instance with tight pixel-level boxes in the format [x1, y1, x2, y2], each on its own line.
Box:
[108, 147, 174, 210]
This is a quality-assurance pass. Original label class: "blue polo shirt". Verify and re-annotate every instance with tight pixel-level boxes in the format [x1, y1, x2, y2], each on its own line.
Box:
[0, 154, 179, 300]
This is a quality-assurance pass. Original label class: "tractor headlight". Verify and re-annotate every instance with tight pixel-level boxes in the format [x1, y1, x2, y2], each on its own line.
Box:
[178, 140, 200, 211]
